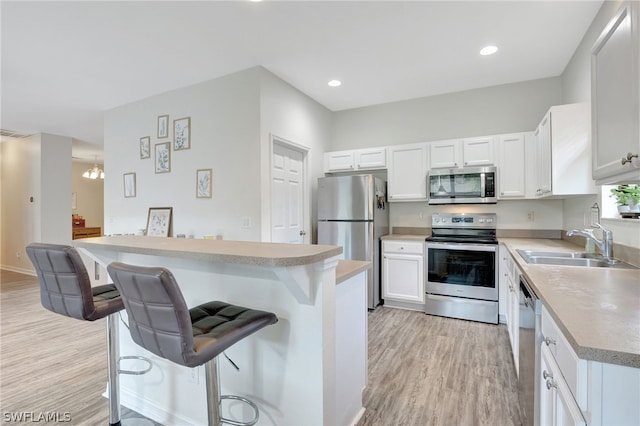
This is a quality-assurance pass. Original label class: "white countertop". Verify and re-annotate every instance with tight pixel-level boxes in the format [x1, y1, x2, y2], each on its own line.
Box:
[73, 235, 343, 267]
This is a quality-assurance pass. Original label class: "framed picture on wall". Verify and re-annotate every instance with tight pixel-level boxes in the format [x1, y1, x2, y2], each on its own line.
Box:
[140, 136, 151, 159]
[155, 142, 171, 173]
[146, 207, 173, 237]
[157, 115, 169, 139]
[123, 172, 136, 198]
[173, 117, 191, 150]
[196, 168, 212, 198]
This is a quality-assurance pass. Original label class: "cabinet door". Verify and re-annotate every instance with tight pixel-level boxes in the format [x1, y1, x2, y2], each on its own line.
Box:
[463, 136, 495, 166]
[591, 2, 640, 183]
[539, 345, 557, 426]
[497, 134, 526, 199]
[540, 345, 586, 426]
[508, 275, 519, 373]
[535, 114, 552, 197]
[387, 144, 428, 201]
[356, 148, 386, 170]
[383, 252, 424, 303]
[325, 151, 355, 172]
[429, 140, 460, 169]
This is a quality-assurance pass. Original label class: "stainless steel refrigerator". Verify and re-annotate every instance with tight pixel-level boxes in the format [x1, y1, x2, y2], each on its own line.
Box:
[317, 175, 389, 309]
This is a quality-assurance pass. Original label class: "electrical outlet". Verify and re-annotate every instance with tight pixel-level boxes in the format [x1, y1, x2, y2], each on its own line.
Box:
[189, 366, 200, 384]
[15, 251, 21, 259]
[527, 211, 535, 222]
[241, 217, 251, 229]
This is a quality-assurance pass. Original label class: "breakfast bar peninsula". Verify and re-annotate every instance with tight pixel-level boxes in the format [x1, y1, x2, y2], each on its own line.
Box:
[74, 236, 369, 426]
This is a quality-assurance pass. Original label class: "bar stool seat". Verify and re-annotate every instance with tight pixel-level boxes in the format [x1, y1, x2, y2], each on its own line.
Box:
[107, 262, 278, 426]
[26, 243, 151, 426]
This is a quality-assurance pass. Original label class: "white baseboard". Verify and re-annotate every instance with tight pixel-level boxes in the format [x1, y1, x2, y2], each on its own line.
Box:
[114, 387, 200, 426]
[1, 265, 36, 276]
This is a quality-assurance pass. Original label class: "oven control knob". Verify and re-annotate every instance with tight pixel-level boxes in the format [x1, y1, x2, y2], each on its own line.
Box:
[487, 218, 493, 223]
[479, 218, 485, 223]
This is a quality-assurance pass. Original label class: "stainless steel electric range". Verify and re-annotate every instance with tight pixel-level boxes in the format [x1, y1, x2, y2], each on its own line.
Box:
[425, 213, 499, 324]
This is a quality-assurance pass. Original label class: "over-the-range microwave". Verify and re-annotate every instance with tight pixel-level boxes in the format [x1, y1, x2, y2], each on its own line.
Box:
[428, 166, 497, 204]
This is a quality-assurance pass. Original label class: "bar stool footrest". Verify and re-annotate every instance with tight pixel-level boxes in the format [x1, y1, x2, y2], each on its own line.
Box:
[220, 395, 259, 426]
[119, 356, 153, 375]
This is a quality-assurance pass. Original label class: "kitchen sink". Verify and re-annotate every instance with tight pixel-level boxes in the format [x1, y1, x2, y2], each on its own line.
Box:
[518, 250, 591, 259]
[516, 249, 638, 269]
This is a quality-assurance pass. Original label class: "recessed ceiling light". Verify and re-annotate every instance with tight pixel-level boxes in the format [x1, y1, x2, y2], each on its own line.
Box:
[480, 45, 498, 56]
[328, 80, 342, 87]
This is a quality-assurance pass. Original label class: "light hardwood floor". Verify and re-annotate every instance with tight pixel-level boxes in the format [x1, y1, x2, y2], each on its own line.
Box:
[358, 306, 522, 426]
[1, 270, 520, 425]
[0, 269, 158, 425]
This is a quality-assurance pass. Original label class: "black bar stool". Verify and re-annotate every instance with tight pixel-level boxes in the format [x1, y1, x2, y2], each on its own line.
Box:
[26, 243, 151, 426]
[107, 262, 278, 426]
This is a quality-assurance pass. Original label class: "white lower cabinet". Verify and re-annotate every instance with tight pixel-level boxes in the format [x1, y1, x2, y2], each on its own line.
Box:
[500, 245, 520, 373]
[540, 344, 586, 426]
[539, 305, 640, 426]
[382, 240, 424, 303]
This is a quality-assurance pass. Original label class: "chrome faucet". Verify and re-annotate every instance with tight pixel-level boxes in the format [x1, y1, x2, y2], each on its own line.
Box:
[566, 223, 614, 261]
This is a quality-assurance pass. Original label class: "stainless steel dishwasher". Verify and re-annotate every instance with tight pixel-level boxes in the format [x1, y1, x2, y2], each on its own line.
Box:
[518, 275, 541, 426]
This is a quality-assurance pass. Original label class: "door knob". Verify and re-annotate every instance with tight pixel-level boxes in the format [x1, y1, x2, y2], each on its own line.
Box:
[621, 152, 639, 165]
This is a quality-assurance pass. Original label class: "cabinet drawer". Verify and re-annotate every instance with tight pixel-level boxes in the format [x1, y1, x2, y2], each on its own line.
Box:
[541, 305, 587, 410]
[383, 241, 424, 255]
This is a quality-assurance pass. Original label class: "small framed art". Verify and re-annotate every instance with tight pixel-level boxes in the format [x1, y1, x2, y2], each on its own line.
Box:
[196, 168, 212, 198]
[123, 172, 136, 198]
[155, 142, 171, 173]
[157, 115, 169, 139]
[174, 117, 191, 150]
[140, 136, 151, 159]
[146, 207, 173, 237]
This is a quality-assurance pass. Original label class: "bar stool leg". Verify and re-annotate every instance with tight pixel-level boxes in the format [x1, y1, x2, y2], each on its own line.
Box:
[107, 313, 121, 426]
[205, 358, 222, 426]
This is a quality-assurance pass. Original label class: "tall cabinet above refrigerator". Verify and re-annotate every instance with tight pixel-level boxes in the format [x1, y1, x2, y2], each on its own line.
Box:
[317, 175, 389, 309]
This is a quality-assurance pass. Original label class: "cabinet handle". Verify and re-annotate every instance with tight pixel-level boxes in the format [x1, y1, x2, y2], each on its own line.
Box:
[621, 152, 639, 165]
[544, 337, 556, 346]
[543, 370, 553, 380]
[546, 379, 557, 390]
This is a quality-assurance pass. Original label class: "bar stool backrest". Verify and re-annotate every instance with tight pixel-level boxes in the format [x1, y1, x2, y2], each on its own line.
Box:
[26, 243, 107, 321]
[107, 262, 195, 366]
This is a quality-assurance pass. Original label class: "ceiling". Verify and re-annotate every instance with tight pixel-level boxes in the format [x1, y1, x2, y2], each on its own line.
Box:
[1, 1, 603, 163]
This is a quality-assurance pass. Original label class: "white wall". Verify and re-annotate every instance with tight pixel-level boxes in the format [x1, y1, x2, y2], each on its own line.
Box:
[72, 162, 104, 230]
[104, 68, 261, 239]
[104, 67, 332, 242]
[1, 133, 72, 273]
[390, 199, 564, 230]
[331, 77, 565, 230]
[560, 0, 639, 248]
[257, 67, 333, 242]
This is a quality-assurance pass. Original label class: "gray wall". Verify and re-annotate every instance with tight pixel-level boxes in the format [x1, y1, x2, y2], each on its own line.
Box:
[331, 77, 562, 150]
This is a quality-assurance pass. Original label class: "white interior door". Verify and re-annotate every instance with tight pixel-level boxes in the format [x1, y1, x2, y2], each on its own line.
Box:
[271, 142, 305, 243]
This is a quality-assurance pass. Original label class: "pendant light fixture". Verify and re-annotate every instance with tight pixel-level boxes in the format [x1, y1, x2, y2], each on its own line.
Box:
[82, 157, 104, 179]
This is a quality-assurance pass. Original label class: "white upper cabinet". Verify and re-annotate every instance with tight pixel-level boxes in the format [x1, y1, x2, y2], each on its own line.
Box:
[497, 134, 527, 199]
[324, 147, 386, 173]
[463, 136, 495, 167]
[429, 137, 495, 169]
[387, 143, 429, 201]
[324, 150, 355, 172]
[591, 1, 640, 184]
[429, 140, 460, 168]
[533, 103, 596, 198]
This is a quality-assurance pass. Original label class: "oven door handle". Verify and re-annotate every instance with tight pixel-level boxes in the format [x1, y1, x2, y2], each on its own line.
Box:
[425, 242, 497, 252]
